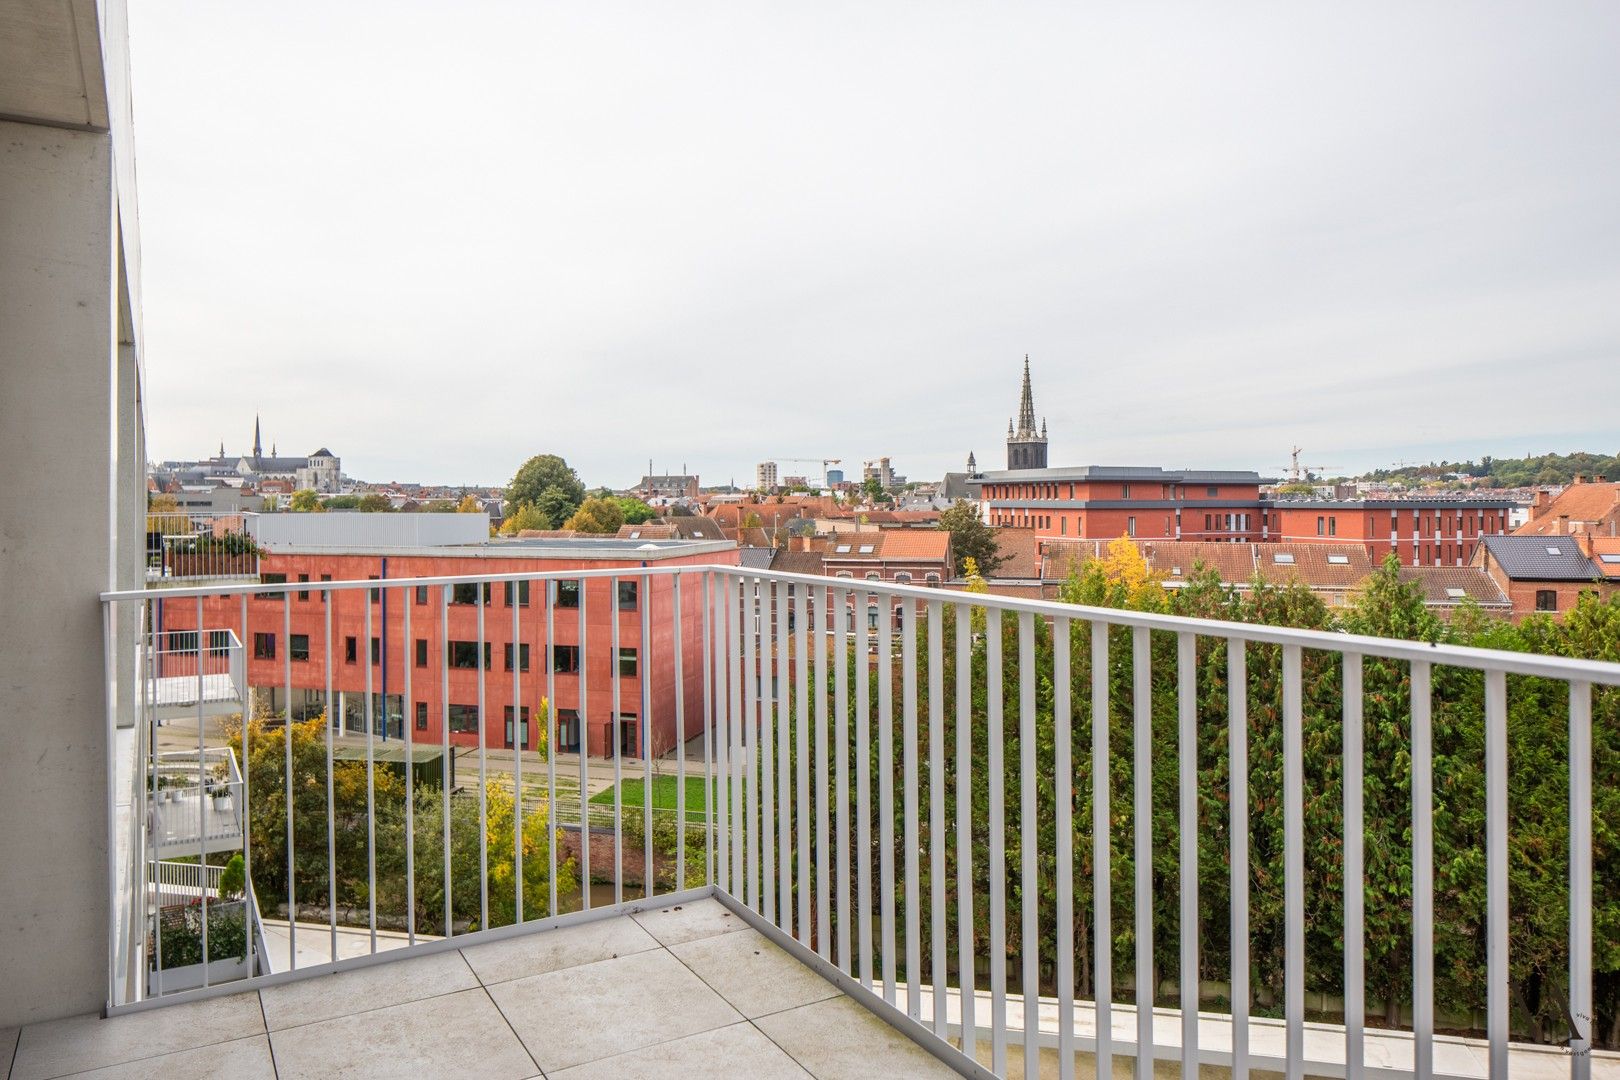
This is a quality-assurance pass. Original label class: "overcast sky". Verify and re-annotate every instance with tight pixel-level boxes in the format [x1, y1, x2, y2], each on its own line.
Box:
[128, 2, 1620, 488]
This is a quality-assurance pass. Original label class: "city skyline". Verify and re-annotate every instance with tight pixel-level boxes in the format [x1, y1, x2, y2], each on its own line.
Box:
[129, 2, 1620, 486]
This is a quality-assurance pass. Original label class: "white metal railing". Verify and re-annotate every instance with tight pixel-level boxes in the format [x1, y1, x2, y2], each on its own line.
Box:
[145, 511, 259, 582]
[149, 860, 225, 906]
[99, 565, 1620, 1079]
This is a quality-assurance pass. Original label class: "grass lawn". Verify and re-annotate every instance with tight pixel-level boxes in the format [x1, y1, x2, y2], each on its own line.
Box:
[589, 775, 708, 820]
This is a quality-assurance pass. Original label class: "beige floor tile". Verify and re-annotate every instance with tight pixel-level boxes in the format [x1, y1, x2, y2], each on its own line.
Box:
[459, 915, 659, 985]
[670, 926, 841, 1019]
[756, 995, 963, 1080]
[488, 947, 742, 1073]
[11, 992, 264, 1080]
[629, 896, 749, 946]
[549, 1021, 813, 1080]
[259, 949, 479, 1031]
[268, 988, 535, 1080]
[53, 1034, 275, 1079]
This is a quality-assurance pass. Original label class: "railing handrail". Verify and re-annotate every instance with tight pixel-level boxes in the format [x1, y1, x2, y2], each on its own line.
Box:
[103, 562, 1620, 685]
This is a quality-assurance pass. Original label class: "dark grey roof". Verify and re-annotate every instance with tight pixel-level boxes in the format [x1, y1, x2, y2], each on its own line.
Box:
[738, 548, 776, 570]
[310, 448, 335, 458]
[969, 465, 1271, 484]
[1481, 535, 1601, 581]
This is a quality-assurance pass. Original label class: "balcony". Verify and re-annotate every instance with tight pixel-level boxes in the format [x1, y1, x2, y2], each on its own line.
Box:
[145, 511, 261, 584]
[50, 566, 1620, 1077]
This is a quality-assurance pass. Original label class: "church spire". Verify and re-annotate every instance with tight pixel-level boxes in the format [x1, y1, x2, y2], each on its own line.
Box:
[252, 415, 262, 459]
[1016, 354, 1037, 437]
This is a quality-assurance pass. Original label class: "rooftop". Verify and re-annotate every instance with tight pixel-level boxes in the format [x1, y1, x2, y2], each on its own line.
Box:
[1480, 534, 1602, 581]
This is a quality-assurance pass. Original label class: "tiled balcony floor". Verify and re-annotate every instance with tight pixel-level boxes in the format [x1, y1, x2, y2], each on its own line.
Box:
[3, 898, 964, 1080]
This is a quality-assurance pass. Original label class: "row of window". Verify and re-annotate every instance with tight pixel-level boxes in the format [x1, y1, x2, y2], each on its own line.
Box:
[257, 577, 637, 611]
[985, 482, 1225, 501]
[250, 634, 637, 676]
[418, 704, 638, 755]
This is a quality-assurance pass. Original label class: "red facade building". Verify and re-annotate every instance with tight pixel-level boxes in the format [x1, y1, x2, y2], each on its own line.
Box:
[156, 536, 738, 758]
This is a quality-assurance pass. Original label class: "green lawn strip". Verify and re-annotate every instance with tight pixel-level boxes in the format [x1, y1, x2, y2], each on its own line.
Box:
[589, 775, 708, 820]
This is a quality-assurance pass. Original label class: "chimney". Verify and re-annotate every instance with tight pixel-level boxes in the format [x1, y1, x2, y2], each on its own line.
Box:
[1596, 474, 1607, 484]
[1531, 490, 1551, 517]
[1557, 514, 1569, 535]
[1573, 474, 1585, 485]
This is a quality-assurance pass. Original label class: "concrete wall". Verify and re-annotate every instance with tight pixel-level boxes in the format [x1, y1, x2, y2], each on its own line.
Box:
[0, 118, 120, 1026]
[250, 512, 492, 550]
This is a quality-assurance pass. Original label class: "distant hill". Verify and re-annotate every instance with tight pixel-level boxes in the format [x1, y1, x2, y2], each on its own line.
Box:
[1359, 450, 1620, 489]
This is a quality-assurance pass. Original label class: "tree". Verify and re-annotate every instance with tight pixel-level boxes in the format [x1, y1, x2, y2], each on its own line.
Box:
[741, 511, 763, 529]
[563, 496, 624, 534]
[289, 489, 323, 513]
[422, 499, 457, 513]
[498, 504, 550, 535]
[939, 498, 1004, 577]
[614, 496, 656, 525]
[356, 493, 392, 513]
[456, 494, 482, 514]
[862, 476, 883, 503]
[505, 454, 585, 524]
[324, 494, 361, 510]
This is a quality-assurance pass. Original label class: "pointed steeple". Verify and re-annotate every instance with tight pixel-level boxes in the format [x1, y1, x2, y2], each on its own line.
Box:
[967, 450, 977, 474]
[252, 415, 262, 459]
[1016, 354, 1037, 437]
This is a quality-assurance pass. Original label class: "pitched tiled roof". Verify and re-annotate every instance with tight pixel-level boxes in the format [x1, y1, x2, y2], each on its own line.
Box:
[870, 530, 950, 560]
[1137, 542, 1260, 584]
[1251, 544, 1374, 587]
[616, 523, 678, 540]
[1398, 566, 1510, 607]
[991, 528, 1040, 579]
[1481, 535, 1601, 581]
[1583, 536, 1620, 578]
[1516, 482, 1620, 535]
[770, 550, 827, 576]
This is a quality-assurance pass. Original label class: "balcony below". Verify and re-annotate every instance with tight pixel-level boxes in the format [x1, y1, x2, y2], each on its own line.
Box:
[4, 896, 963, 1080]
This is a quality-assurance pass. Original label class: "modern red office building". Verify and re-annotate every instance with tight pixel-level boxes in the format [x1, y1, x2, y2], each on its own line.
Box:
[155, 532, 739, 759]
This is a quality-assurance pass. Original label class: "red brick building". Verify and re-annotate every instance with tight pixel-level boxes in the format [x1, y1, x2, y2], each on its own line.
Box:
[1515, 476, 1620, 539]
[156, 536, 738, 758]
[1268, 497, 1514, 566]
[969, 466, 1513, 566]
[1472, 534, 1611, 621]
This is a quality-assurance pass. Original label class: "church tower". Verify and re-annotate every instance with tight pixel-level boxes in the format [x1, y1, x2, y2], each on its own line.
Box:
[1006, 356, 1048, 470]
[252, 414, 263, 460]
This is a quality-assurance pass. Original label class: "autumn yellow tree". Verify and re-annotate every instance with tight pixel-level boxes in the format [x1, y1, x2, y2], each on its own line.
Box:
[1058, 533, 1169, 611]
[456, 494, 482, 513]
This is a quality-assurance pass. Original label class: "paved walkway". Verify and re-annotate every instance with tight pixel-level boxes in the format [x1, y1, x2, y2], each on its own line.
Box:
[4, 898, 962, 1079]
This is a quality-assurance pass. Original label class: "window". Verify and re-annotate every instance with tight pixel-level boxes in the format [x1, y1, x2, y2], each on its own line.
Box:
[415, 701, 428, 730]
[617, 580, 638, 611]
[1126, 516, 1136, 538]
[447, 640, 492, 669]
[451, 582, 490, 605]
[925, 573, 941, 586]
[1273, 552, 1296, 565]
[415, 586, 428, 605]
[261, 572, 287, 587]
[617, 648, 638, 677]
[1170, 566, 1183, 577]
[857, 544, 876, 554]
[555, 579, 580, 608]
[835, 544, 852, 554]
[415, 638, 428, 667]
[865, 571, 881, 581]
[1206, 486, 1219, 498]
[867, 605, 879, 631]
[504, 580, 530, 607]
[552, 644, 580, 674]
[1329, 516, 1337, 537]
[166, 630, 198, 654]
[504, 706, 530, 748]
[1205, 514, 1212, 531]
[1121, 483, 1131, 498]
[834, 571, 853, 579]
[370, 637, 381, 664]
[504, 642, 531, 672]
[447, 704, 480, 734]
[1445, 588, 1467, 600]
[556, 709, 581, 753]
[298, 573, 310, 601]
[320, 574, 332, 603]
[208, 630, 230, 657]
[345, 636, 357, 664]
[618, 715, 638, 756]
[1327, 554, 1350, 565]
[369, 575, 381, 602]
[290, 634, 310, 662]
[893, 572, 912, 585]
[1601, 554, 1620, 565]
[1545, 546, 1563, 556]
[253, 632, 275, 659]
[1317, 516, 1325, 536]
[1536, 590, 1558, 612]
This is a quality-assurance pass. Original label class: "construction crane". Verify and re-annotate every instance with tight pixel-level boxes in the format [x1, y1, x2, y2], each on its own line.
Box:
[1275, 447, 1342, 484]
[773, 457, 841, 489]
